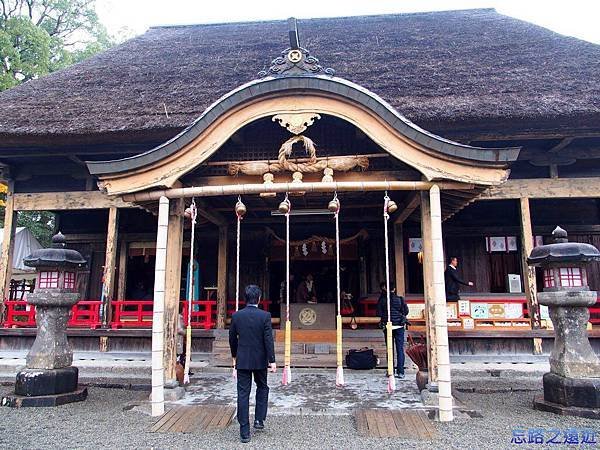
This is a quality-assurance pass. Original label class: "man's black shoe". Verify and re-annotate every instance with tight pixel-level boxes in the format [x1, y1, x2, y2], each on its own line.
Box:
[254, 420, 265, 430]
[240, 435, 251, 443]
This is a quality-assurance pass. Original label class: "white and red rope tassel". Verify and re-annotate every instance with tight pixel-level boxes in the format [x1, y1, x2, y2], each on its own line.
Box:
[232, 196, 247, 382]
[183, 199, 197, 385]
[280, 194, 292, 385]
[383, 193, 396, 394]
[330, 193, 344, 387]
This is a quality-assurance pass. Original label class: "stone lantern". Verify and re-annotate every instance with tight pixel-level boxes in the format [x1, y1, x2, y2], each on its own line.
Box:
[2, 232, 88, 407]
[527, 226, 600, 419]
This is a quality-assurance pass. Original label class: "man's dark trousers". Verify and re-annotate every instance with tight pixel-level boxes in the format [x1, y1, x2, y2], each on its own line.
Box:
[236, 369, 269, 436]
[383, 326, 405, 374]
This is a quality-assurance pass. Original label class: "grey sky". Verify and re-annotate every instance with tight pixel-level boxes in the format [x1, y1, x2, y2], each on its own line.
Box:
[97, 0, 600, 44]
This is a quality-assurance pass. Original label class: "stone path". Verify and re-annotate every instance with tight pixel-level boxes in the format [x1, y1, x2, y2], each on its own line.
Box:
[177, 370, 424, 414]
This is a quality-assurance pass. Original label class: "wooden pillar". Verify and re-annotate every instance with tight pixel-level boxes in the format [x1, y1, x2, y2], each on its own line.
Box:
[519, 197, 542, 354]
[358, 236, 368, 296]
[163, 198, 184, 382]
[394, 223, 406, 297]
[0, 180, 16, 313]
[151, 196, 169, 417]
[216, 225, 229, 329]
[101, 206, 119, 326]
[420, 191, 437, 383]
[429, 185, 453, 422]
[117, 240, 128, 300]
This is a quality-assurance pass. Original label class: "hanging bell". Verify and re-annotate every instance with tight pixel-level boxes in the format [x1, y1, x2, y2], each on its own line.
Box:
[235, 199, 247, 217]
[322, 167, 334, 183]
[260, 172, 276, 198]
[328, 197, 340, 213]
[278, 198, 290, 214]
[387, 199, 398, 214]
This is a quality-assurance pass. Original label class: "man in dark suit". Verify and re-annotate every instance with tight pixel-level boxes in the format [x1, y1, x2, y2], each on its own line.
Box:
[444, 256, 473, 300]
[229, 284, 276, 443]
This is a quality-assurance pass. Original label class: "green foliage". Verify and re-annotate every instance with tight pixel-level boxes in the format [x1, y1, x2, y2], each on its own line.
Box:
[16, 210, 55, 247]
[0, 0, 114, 90]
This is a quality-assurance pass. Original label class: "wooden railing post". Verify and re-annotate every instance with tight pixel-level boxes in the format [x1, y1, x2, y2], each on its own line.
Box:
[519, 197, 542, 354]
[0, 180, 17, 316]
[216, 225, 229, 329]
[163, 198, 184, 383]
[101, 206, 119, 327]
[394, 223, 406, 297]
[420, 191, 436, 383]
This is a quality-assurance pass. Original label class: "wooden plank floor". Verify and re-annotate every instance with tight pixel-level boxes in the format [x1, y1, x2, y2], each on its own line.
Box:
[151, 405, 235, 433]
[354, 409, 438, 440]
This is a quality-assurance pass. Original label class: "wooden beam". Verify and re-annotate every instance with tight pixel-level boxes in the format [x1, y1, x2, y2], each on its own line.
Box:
[420, 191, 436, 384]
[394, 223, 406, 297]
[481, 178, 600, 200]
[216, 225, 229, 329]
[394, 193, 420, 224]
[13, 191, 136, 211]
[101, 207, 119, 326]
[117, 240, 128, 300]
[0, 181, 16, 312]
[163, 198, 184, 382]
[188, 170, 421, 187]
[196, 199, 226, 226]
[519, 198, 541, 332]
[548, 137, 575, 154]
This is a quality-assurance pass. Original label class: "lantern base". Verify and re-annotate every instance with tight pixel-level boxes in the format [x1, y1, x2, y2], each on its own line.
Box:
[14, 366, 80, 397]
[2, 388, 87, 408]
[533, 372, 600, 419]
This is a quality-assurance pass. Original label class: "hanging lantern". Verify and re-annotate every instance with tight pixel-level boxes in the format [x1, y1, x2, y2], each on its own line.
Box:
[311, 241, 317, 253]
[322, 167, 334, 183]
[235, 198, 247, 218]
[260, 172, 276, 198]
[294, 246, 301, 257]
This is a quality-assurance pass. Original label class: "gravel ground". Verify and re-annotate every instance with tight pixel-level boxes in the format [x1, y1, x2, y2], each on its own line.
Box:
[0, 384, 598, 450]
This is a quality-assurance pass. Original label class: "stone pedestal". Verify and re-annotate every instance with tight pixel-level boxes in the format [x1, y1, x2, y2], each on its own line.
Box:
[535, 290, 600, 419]
[4, 291, 85, 407]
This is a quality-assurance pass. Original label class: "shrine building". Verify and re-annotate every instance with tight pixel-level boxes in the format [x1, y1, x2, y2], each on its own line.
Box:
[0, 9, 599, 405]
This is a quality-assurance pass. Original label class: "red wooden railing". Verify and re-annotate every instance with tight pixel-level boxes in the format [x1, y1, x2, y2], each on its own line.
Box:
[110, 300, 153, 328]
[2, 296, 597, 329]
[3, 299, 102, 328]
[181, 300, 216, 330]
[68, 301, 102, 328]
[3, 300, 36, 327]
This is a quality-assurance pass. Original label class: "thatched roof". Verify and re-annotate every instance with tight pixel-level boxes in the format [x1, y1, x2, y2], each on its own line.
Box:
[0, 8, 599, 146]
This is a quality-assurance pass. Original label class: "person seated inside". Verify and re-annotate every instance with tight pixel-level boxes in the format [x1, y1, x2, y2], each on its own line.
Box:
[296, 273, 317, 304]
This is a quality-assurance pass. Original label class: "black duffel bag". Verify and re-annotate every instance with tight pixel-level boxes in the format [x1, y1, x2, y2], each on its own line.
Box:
[345, 347, 378, 370]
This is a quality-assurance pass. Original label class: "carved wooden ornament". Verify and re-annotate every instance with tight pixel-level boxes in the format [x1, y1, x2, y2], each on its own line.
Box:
[272, 113, 321, 135]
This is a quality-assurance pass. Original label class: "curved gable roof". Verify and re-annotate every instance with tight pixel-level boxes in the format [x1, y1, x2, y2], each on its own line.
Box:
[86, 75, 519, 176]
